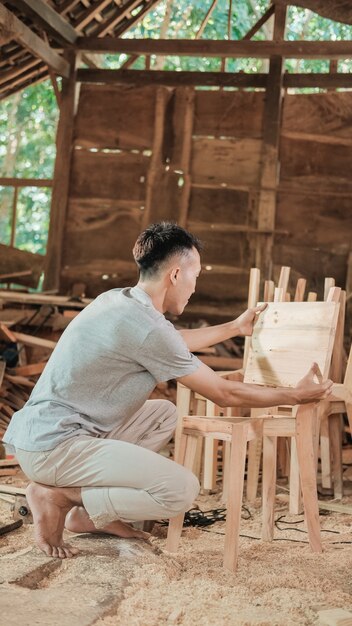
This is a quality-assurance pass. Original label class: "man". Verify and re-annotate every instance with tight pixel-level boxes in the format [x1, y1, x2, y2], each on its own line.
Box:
[4, 222, 333, 559]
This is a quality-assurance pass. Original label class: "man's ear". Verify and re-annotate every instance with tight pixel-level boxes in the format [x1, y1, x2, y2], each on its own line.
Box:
[169, 266, 180, 285]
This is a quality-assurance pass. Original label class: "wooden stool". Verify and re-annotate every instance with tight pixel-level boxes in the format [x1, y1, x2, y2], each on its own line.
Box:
[166, 415, 263, 572]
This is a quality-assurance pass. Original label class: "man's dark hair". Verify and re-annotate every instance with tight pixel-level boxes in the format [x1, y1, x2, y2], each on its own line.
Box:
[133, 222, 202, 278]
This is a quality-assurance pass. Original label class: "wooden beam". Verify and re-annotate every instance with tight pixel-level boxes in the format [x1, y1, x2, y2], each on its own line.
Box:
[77, 38, 352, 59]
[8, 0, 77, 44]
[77, 68, 267, 87]
[12, 332, 57, 350]
[43, 51, 80, 291]
[0, 178, 52, 187]
[76, 68, 352, 88]
[0, 291, 91, 309]
[0, 4, 69, 77]
[256, 3, 287, 278]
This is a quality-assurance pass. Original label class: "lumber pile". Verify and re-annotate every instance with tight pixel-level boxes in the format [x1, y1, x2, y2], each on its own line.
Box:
[0, 292, 66, 441]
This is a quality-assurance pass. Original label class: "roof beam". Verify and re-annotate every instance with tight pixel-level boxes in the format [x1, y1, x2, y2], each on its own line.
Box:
[76, 68, 352, 88]
[0, 4, 70, 77]
[7, 0, 77, 44]
[77, 38, 352, 59]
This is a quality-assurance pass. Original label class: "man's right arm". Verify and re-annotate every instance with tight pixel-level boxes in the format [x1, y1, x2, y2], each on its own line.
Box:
[178, 362, 333, 409]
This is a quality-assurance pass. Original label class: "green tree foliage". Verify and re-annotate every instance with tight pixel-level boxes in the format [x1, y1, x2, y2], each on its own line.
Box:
[1, 2, 351, 257]
[0, 80, 58, 254]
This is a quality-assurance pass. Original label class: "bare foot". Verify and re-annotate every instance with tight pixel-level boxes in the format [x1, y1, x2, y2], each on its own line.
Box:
[26, 482, 82, 559]
[65, 506, 150, 541]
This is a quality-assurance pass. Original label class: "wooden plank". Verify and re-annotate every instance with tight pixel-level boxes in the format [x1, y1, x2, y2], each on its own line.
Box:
[191, 137, 262, 187]
[77, 38, 352, 59]
[194, 91, 264, 138]
[0, 4, 69, 77]
[280, 137, 352, 182]
[0, 291, 91, 308]
[198, 356, 242, 370]
[272, 243, 348, 296]
[0, 362, 5, 388]
[13, 362, 47, 376]
[282, 93, 352, 139]
[0, 243, 44, 289]
[43, 50, 79, 291]
[0, 459, 19, 467]
[276, 192, 352, 255]
[0, 469, 17, 476]
[244, 301, 339, 387]
[12, 332, 57, 350]
[68, 150, 148, 201]
[9, 0, 77, 44]
[188, 187, 249, 224]
[318, 501, 352, 515]
[63, 205, 143, 267]
[0, 484, 26, 496]
[74, 84, 156, 150]
[0, 324, 17, 343]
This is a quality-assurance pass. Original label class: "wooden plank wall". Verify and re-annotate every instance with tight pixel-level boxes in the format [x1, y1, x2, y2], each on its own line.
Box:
[60, 84, 352, 316]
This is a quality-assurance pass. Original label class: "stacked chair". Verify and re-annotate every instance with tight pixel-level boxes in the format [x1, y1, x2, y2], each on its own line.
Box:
[168, 267, 346, 572]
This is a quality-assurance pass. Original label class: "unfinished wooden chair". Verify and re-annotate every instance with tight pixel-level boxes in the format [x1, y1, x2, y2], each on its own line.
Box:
[320, 335, 352, 499]
[174, 267, 261, 491]
[167, 292, 340, 572]
[319, 279, 346, 499]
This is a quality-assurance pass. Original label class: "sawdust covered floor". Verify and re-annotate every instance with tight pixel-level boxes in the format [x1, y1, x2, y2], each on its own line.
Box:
[1, 479, 352, 626]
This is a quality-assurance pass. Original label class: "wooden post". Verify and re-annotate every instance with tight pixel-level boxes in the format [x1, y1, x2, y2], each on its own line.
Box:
[10, 187, 18, 247]
[141, 87, 171, 230]
[43, 51, 80, 291]
[255, 3, 287, 278]
[176, 88, 195, 228]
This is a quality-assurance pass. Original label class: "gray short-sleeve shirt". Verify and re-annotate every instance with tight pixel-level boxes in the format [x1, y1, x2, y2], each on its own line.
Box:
[4, 287, 201, 451]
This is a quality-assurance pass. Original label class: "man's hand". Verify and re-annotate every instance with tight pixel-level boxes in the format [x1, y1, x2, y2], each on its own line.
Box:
[294, 363, 333, 404]
[235, 303, 267, 337]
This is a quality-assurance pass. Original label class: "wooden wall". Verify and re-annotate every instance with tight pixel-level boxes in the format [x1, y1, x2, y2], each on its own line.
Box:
[59, 84, 352, 317]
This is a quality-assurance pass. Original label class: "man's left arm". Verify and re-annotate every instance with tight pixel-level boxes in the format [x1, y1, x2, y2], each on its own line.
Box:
[178, 304, 267, 352]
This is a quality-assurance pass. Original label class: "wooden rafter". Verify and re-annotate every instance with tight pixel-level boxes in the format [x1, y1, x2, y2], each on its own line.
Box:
[0, 4, 69, 77]
[7, 0, 77, 44]
[77, 38, 352, 58]
[243, 4, 275, 40]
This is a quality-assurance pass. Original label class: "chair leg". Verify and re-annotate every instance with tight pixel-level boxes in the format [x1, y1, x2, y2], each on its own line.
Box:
[289, 438, 302, 515]
[166, 433, 199, 552]
[202, 437, 218, 490]
[329, 413, 343, 500]
[320, 413, 332, 490]
[295, 405, 322, 553]
[222, 441, 232, 504]
[246, 437, 262, 502]
[346, 403, 352, 444]
[262, 434, 277, 541]
[223, 423, 248, 572]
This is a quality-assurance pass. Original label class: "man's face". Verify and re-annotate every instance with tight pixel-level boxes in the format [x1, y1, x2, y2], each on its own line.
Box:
[165, 247, 202, 315]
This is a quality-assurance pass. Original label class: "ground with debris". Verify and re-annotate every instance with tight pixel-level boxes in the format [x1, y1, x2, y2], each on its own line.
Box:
[1, 470, 352, 626]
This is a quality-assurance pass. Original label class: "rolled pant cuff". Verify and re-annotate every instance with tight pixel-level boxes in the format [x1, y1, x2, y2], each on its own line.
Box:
[82, 486, 118, 529]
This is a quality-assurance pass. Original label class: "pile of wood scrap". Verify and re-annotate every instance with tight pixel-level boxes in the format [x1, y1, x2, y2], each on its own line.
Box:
[0, 300, 60, 444]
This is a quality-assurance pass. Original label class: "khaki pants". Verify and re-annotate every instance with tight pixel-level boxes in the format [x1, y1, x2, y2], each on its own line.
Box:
[15, 400, 199, 528]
